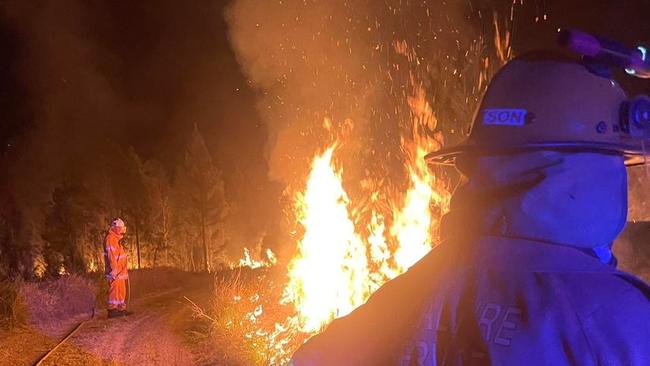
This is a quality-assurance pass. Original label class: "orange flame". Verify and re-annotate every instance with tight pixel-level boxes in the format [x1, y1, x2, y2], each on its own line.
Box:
[391, 84, 447, 272]
[233, 247, 278, 269]
[224, 34, 474, 366]
[279, 80, 450, 349]
[258, 61, 451, 363]
[282, 146, 371, 333]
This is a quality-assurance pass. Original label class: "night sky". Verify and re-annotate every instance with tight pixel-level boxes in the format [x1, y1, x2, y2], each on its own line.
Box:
[2, 1, 649, 156]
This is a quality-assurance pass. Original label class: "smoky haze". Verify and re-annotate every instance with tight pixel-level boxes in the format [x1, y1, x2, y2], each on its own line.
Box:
[225, 0, 484, 193]
[0, 0, 281, 275]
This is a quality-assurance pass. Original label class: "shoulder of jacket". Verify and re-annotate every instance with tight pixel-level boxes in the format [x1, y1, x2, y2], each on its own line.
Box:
[104, 235, 119, 246]
[559, 272, 650, 319]
[577, 280, 650, 363]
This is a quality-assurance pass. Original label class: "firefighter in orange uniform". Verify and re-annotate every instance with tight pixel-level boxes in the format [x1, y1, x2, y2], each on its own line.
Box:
[104, 218, 131, 318]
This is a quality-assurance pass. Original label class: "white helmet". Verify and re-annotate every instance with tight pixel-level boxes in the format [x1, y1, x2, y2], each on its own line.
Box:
[111, 218, 125, 228]
[426, 51, 650, 166]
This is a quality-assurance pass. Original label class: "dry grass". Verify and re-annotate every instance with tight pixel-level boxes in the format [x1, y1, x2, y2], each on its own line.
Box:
[0, 273, 97, 334]
[188, 268, 260, 365]
[0, 279, 26, 329]
[19, 274, 97, 330]
[187, 268, 305, 365]
[128, 267, 209, 298]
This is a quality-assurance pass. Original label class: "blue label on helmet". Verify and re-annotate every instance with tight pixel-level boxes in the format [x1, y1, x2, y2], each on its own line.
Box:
[483, 109, 527, 126]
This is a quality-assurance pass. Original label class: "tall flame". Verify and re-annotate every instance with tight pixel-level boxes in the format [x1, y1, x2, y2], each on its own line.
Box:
[271, 77, 449, 361]
[391, 83, 447, 272]
[224, 118, 450, 363]
[390, 146, 436, 272]
[280, 80, 450, 340]
[282, 146, 371, 333]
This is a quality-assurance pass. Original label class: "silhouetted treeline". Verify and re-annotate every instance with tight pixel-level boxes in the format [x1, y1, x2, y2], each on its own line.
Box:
[0, 126, 230, 279]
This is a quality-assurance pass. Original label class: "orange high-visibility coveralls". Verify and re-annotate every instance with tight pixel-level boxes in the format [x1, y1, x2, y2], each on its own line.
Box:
[103, 230, 129, 310]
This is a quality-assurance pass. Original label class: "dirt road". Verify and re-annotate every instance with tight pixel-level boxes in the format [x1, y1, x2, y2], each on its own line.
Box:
[2, 271, 215, 366]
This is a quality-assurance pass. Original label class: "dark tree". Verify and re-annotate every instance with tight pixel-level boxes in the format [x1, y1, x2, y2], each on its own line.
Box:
[111, 147, 154, 269]
[42, 181, 99, 276]
[143, 160, 173, 267]
[174, 125, 228, 272]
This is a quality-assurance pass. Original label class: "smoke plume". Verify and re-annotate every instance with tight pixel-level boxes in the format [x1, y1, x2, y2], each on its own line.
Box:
[226, 0, 488, 194]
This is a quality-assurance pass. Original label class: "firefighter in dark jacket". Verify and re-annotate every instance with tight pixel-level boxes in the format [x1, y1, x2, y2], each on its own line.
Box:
[290, 52, 650, 365]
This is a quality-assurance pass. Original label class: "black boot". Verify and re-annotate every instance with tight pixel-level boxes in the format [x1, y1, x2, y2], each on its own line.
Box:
[120, 309, 133, 317]
[108, 309, 123, 318]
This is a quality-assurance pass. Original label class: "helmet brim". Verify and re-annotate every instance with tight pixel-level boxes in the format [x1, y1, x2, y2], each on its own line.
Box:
[426, 141, 648, 167]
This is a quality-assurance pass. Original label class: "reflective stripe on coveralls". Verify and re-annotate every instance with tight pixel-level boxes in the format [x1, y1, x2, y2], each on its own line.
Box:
[108, 279, 127, 309]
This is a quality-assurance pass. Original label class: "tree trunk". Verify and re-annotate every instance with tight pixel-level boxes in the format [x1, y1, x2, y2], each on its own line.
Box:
[188, 240, 196, 272]
[201, 211, 208, 272]
[135, 218, 141, 269]
[164, 245, 168, 266]
[152, 244, 159, 268]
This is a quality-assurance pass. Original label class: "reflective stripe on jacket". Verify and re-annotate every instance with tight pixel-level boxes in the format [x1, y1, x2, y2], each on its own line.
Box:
[104, 231, 128, 280]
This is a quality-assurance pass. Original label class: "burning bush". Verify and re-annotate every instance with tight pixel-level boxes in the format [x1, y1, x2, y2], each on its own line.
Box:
[210, 269, 261, 364]
[193, 141, 451, 364]
[188, 268, 305, 365]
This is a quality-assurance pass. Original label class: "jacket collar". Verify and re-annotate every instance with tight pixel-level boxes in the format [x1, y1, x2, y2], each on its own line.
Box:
[469, 235, 617, 273]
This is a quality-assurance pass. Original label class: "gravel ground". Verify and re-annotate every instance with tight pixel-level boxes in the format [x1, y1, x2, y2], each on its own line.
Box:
[1, 270, 214, 366]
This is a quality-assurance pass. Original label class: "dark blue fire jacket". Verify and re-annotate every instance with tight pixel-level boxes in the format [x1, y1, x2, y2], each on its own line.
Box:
[290, 236, 650, 365]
